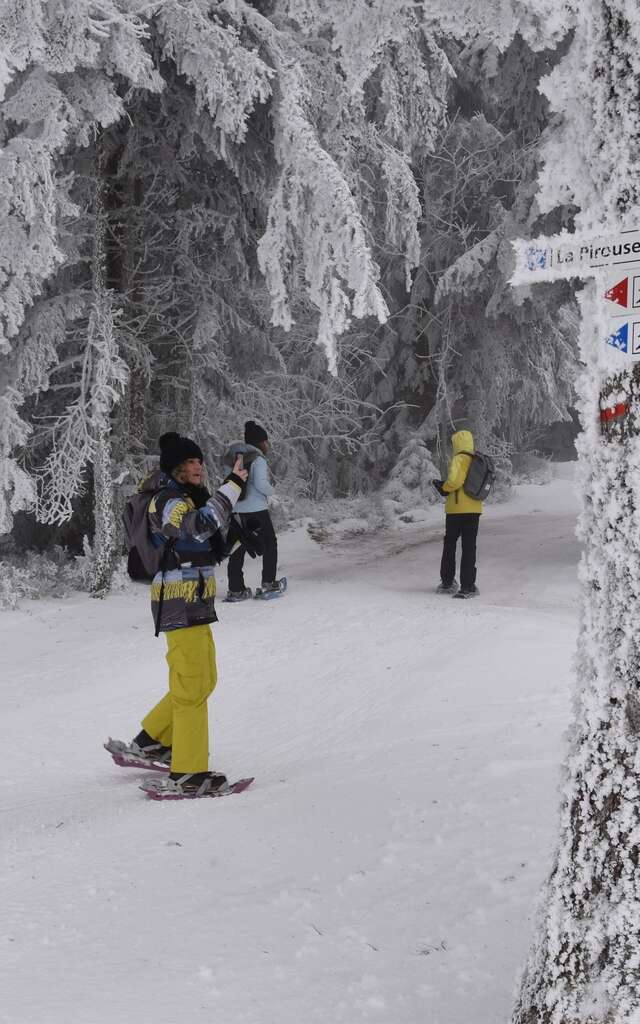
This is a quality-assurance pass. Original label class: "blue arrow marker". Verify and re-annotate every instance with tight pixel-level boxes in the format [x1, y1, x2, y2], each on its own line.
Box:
[607, 322, 629, 353]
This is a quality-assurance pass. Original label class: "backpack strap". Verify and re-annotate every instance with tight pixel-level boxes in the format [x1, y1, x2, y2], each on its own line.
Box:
[451, 451, 473, 496]
[154, 538, 176, 638]
[150, 484, 180, 638]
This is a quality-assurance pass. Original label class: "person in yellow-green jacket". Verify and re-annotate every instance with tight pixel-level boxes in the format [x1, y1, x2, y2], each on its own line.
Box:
[432, 429, 482, 599]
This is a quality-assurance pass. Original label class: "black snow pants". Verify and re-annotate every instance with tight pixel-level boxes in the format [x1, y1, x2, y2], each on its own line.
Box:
[227, 509, 278, 591]
[440, 513, 480, 590]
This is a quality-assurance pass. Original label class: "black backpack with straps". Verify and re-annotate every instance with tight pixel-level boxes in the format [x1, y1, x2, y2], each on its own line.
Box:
[122, 473, 173, 583]
[122, 473, 177, 636]
[459, 451, 496, 501]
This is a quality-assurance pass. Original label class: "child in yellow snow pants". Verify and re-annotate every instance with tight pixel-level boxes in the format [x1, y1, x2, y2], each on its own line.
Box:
[141, 624, 217, 774]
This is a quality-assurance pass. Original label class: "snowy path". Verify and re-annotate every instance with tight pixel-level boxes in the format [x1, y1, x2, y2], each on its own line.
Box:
[1, 478, 580, 1024]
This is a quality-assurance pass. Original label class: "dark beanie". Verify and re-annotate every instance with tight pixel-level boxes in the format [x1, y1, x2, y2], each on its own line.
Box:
[159, 432, 203, 474]
[244, 420, 268, 446]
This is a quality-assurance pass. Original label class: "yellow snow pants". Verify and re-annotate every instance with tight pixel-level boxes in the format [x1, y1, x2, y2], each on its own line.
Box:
[142, 624, 217, 774]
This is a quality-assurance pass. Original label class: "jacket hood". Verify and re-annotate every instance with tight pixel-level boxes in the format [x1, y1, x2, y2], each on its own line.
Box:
[451, 430, 474, 455]
[223, 441, 264, 461]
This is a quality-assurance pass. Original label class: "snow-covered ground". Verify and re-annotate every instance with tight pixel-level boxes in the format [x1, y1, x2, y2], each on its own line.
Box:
[1, 473, 580, 1024]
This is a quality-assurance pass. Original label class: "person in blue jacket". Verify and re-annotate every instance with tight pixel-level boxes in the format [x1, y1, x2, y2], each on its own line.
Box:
[223, 420, 284, 600]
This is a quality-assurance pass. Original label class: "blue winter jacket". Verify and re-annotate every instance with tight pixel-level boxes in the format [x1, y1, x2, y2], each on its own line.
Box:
[223, 441, 274, 513]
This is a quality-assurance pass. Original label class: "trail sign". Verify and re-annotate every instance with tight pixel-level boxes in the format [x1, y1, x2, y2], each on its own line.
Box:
[512, 227, 640, 285]
[511, 227, 640, 364]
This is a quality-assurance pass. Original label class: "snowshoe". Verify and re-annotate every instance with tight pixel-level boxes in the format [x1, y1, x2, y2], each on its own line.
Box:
[223, 587, 253, 603]
[140, 772, 253, 801]
[254, 577, 287, 600]
[436, 580, 458, 595]
[105, 737, 171, 772]
[453, 585, 479, 600]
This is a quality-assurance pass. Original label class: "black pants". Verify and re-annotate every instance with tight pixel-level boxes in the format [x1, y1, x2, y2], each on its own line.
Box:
[440, 513, 480, 590]
[228, 509, 278, 591]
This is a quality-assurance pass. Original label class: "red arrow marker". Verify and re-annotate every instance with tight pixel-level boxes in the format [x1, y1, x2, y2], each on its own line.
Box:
[605, 277, 629, 307]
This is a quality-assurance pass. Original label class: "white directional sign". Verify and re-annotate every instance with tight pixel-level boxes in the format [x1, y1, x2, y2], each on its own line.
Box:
[511, 227, 640, 363]
[512, 227, 640, 285]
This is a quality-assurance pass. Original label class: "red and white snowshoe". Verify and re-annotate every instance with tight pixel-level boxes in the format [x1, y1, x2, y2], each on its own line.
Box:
[140, 772, 254, 801]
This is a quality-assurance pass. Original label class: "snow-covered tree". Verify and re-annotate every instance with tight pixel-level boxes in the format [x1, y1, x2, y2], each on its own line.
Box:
[0, 0, 160, 545]
[1, 0, 455, 562]
[0, 0, 591, 583]
[509, 3, 640, 1021]
[347, 27, 578, 484]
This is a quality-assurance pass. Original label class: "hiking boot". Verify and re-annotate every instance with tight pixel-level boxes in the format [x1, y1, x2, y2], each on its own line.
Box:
[453, 585, 479, 599]
[262, 579, 285, 593]
[105, 736, 172, 770]
[254, 578, 288, 600]
[436, 580, 458, 594]
[224, 587, 253, 603]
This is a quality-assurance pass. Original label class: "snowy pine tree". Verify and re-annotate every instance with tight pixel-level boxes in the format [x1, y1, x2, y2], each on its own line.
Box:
[0, 1, 590, 560]
[511, 3, 640, 1021]
[0, 0, 159, 540]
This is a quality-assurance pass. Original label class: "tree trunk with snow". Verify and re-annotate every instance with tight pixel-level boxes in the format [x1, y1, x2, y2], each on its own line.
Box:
[88, 146, 119, 596]
[512, 4, 640, 1021]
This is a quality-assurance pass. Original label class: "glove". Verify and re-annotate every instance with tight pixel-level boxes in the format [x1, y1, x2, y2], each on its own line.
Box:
[226, 516, 264, 558]
[225, 471, 246, 490]
[242, 526, 264, 559]
[431, 479, 446, 497]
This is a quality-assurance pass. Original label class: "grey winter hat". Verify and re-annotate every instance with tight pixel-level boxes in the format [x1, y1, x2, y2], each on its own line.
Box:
[159, 432, 203, 474]
[244, 420, 268, 446]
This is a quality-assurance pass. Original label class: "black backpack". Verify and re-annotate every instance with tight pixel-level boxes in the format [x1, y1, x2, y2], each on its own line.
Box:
[123, 473, 180, 637]
[460, 451, 495, 501]
[122, 473, 173, 583]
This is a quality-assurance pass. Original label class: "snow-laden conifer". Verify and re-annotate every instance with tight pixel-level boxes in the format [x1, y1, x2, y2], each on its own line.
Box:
[0, 0, 159, 536]
[511, 3, 640, 1021]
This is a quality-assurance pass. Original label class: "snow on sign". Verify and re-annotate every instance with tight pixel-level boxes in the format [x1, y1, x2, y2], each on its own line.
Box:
[511, 227, 640, 286]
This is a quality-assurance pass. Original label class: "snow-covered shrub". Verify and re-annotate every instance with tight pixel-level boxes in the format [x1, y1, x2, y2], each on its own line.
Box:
[306, 494, 392, 545]
[510, 451, 553, 485]
[266, 493, 298, 532]
[384, 439, 440, 509]
[0, 562, 32, 609]
[105, 557, 132, 594]
[0, 548, 70, 609]
[0, 545, 131, 609]
[481, 454, 513, 504]
[65, 536, 95, 593]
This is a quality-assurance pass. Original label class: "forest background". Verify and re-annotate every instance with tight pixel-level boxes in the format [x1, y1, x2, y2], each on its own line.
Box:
[0, 1, 579, 596]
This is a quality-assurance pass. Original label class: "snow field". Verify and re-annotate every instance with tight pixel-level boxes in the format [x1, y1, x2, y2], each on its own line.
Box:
[1, 478, 579, 1024]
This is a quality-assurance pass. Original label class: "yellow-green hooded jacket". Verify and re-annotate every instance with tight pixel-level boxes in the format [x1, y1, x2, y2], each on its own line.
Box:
[442, 430, 483, 514]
